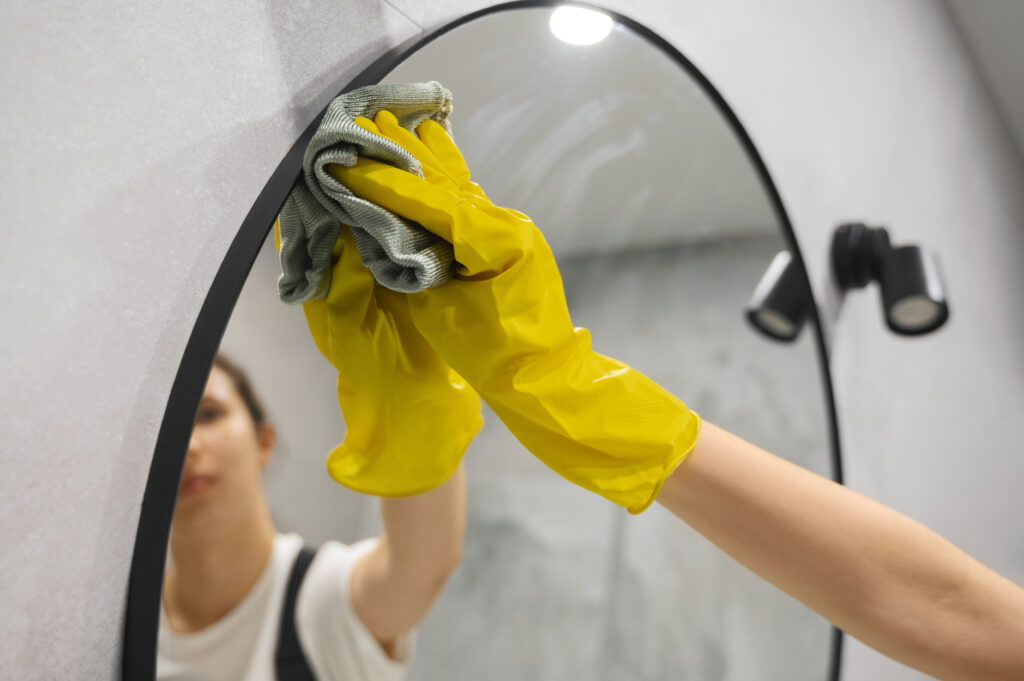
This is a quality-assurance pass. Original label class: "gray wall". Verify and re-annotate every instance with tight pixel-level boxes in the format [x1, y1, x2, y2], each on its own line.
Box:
[3, 2, 1023, 680]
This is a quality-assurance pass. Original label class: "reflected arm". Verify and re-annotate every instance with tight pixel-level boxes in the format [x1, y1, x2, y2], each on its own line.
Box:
[657, 421, 1024, 681]
[324, 105, 1024, 677]
[348, 464, 465, 658]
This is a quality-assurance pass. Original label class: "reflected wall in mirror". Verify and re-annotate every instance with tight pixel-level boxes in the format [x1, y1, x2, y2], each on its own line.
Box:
[157, 6, 834, 680]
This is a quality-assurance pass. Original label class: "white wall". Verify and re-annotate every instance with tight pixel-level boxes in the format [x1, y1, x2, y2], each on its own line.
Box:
[3, 1, 1022, 679]
[946, 0, 1024, 166]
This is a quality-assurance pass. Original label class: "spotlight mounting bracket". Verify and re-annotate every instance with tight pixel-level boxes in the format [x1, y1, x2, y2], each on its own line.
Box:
[831, 222, 891, 290]
[830, 222, 949, 336]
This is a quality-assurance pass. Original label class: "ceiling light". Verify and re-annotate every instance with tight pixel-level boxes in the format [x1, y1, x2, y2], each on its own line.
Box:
[549, 6, 613, 46]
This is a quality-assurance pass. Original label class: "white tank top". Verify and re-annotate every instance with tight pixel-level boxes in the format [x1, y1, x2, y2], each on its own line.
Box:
[157, 532, 416, 680]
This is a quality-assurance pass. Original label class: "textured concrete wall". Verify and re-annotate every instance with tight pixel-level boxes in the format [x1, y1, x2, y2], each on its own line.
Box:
[3, 1, 1022, 679]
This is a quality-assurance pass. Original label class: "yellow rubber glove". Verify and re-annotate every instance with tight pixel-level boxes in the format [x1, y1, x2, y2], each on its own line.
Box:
[329, 111, 701, 513]
[274, 218, 482, 496]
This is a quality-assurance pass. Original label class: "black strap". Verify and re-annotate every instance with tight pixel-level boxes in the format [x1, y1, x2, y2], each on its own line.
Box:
[275, 545, 319, 681]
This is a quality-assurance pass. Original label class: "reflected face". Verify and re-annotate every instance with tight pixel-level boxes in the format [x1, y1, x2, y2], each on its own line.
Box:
[174, 366, 273, 522]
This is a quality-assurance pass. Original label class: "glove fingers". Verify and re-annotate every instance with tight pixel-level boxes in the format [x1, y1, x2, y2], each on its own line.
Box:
[358, 113, 488, 202]
[351, 113, 457, 193]
[338, 157, 536, 277]
[372, 110, 464, 192]
[417, 119, 473, 189]
[415, 119, 493, 204]
[352, 115, 382, 136]
[330, 158, 462, 246]
[373, 111, 444, 172]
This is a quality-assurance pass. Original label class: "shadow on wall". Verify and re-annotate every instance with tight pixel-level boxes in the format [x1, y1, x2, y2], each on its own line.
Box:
[262, 0, 420, 130]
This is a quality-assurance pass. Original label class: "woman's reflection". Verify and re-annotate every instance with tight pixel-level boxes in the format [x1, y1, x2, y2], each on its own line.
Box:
[157, 353, 464, 680]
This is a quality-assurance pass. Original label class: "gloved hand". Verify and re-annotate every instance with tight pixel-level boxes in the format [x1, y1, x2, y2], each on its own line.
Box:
[329, 111, 701, 513]
[275, 218, 482, 496]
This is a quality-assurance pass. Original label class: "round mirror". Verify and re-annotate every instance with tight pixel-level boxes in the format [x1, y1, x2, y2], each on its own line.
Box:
[133, 5, 840, 680]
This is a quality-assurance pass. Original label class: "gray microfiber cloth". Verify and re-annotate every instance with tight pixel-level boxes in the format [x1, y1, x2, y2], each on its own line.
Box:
[277, 81, 457, 304]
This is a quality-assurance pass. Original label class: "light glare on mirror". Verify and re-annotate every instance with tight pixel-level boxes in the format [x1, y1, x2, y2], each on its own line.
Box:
[549, 5, 613, 46]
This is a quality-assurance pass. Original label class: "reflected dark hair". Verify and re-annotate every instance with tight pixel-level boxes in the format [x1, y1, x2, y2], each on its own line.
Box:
[211, 353, 267, 427]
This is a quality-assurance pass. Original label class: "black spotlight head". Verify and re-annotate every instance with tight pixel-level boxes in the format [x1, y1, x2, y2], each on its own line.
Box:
[878, 245, 950, 335]
[746, 250, 809, 342]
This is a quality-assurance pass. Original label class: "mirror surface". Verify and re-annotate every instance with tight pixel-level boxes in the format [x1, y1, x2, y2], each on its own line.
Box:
[160, 7, 833, 680]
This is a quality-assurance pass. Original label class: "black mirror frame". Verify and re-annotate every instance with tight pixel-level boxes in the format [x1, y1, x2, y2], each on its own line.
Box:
[121, 3, 845, 679]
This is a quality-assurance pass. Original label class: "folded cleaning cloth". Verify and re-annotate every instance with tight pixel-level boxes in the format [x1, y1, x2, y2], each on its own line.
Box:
[276, 81, 457, 303]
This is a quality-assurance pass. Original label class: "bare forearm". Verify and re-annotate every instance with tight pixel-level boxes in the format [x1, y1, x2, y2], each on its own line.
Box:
[351, 465, 465, 645]
[379, 464, 466, 576]
[657, 421, 1024, 681]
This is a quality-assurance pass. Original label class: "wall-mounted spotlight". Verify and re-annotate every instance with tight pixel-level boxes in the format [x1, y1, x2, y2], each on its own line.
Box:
[746, 250, 811, 342]
[831, 222, 950, 335]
